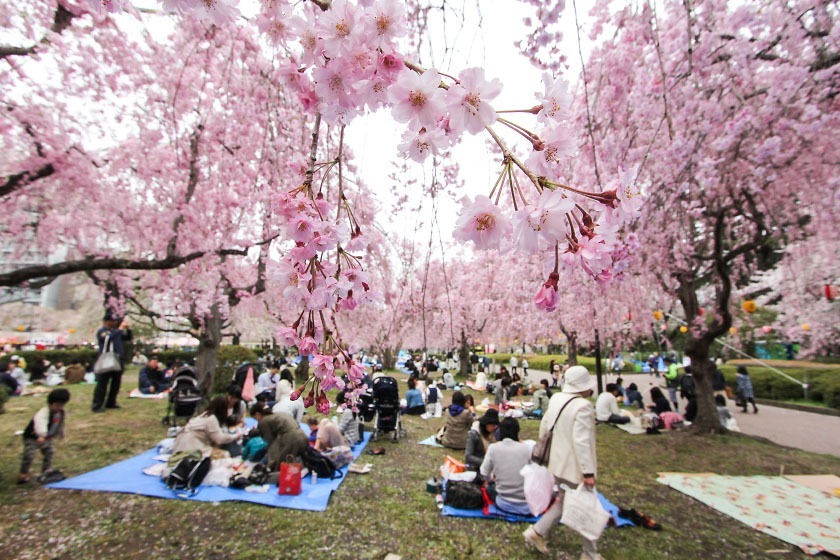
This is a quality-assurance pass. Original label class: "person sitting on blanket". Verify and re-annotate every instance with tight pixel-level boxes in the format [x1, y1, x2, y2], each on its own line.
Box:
[137, 358, 169, 395]
[715, 394, 734, 428]
[402, 379, 426, 415]
[443, 370, 456, 389]
[249, 404, 309, 471]
[473, 370, 487, 391]
[648, 386, 672, 415]
[255, 366, 276, 403]
[464, 394, 477, 416]
[527, 379, 551, 418]
[273, 379, 305, 422]
[595, 383, 631, 424]
[314, 417, 347, 452]
[439, 391, 474, 450]
[336, 390, 361, 445]
[465, 409, 498, 471]
[306, 416, 319, 446]
[171, 396, 242, 458]
[480, 417, 531, 516]
[625, 383, 644, 409]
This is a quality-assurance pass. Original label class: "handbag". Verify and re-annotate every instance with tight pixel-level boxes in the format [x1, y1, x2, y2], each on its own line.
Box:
[531, 396, 580, 466]
[560, 484, 611, 541]
[94, 334, 122, 375]
[278, 458, 302, 495]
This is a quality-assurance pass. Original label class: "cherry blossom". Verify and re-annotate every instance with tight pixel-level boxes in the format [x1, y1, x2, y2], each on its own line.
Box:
[452, 195, 512, 250]
[388, 68, 447, 127]
[446, 67, 502, 134]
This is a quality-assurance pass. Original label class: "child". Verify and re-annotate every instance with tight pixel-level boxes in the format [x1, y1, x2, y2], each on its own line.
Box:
[19, 388, 70, 484]
[306, 416, 319, 446]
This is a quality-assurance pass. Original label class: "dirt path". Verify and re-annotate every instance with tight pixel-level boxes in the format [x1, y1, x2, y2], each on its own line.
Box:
[518, 369, 840, 458]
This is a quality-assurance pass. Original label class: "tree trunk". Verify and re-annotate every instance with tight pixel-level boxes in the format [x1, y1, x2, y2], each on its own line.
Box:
[195, 305, 223, 397]
[381, 347, 397, 370]
[459, 328, 470, 376]
[567, 330, 578, 366]
[685, 342, 725, 434]
[295, 355, 309, 384]
[676, 272, 728, 434]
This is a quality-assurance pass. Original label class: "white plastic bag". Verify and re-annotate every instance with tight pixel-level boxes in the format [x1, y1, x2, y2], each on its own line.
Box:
[560, 484, 611, 541]
[520, 463, 554, 516]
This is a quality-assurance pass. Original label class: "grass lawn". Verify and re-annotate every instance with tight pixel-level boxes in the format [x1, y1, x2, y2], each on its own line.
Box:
[1, 376, 839, 559]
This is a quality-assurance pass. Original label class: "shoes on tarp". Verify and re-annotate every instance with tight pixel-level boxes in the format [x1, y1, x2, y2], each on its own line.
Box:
[619, 507, 662, 530]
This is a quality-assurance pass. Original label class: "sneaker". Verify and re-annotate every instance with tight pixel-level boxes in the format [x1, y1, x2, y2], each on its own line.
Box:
[523, 527, 549, 555]
[92, 407, 106, 413]
[105, 404, 122, 409]
[17, 474, 29, 484]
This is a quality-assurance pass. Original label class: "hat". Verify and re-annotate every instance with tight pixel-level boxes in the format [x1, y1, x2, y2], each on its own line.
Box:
[10, 355, 20, 362]
[562, 365, 596, 393]
[478, 409, 500, 427]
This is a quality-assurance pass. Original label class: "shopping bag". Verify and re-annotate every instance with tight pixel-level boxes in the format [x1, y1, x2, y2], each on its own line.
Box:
[278, 460, 302, 495]
[560, 484, 611, 541]
[441, 455, 465, 477]
[520, 463, 554, 516]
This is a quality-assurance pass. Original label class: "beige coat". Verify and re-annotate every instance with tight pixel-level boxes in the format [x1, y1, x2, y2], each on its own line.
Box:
[171, 414, 239, 457]
[539, 392, 597, 484]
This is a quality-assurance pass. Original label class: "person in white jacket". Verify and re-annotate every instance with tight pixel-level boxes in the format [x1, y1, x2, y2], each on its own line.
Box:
[523, 365, 602, 559]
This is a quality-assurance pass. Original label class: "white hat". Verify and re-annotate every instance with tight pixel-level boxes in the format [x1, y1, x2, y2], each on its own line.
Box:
[562, 365, 596, 394]
[10, 355, 20, 362]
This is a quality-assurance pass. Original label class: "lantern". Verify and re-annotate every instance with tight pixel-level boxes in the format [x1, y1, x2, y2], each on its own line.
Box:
[16, 325, 25, 332]
[801, 323, 811, 332]
[729, 327, 738, 334]
[826, 285, 837, 302]
[661, 324, 668, 331]
[742, 300, 757, 313]
[698, 307, 704, 316]
[627, 312, 632, 321]
[679, 326, 688, 333]
[761, 325, 773, 334]
[653, 310, 664, 321]
[68, 328, 76, 334]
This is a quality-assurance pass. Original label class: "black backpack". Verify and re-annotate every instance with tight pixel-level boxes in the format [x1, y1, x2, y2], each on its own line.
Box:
[444, 480, 484, 509]
[303, 447, 342, 480]
[167, 456, 211, 494]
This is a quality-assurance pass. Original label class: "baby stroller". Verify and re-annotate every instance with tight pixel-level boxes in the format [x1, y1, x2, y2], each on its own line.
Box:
[371, 376, 405, 441]
[162, 366, 203, 429]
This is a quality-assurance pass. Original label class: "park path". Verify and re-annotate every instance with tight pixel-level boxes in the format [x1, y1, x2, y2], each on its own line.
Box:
[514, 368, 840, 458]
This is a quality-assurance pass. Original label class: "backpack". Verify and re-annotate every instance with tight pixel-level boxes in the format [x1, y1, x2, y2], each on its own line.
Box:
[303, 447, 342, 480]
[166, 456, 211, 493]
[444, 480, 484, 509]
[427, 386, 439, 404]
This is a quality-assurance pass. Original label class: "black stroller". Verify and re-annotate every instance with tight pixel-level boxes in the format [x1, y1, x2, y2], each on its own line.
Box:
[371, 376, 406, 441]
[162, 366, 203, 429]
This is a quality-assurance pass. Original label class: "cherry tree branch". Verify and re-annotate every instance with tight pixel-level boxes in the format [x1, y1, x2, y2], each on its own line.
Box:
[0, 4, 76, 60]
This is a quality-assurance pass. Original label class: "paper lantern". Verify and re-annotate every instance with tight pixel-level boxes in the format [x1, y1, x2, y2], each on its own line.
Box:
[742, 300, 757, 313]
[679, 326, 688, 333]
[16, 325, 25, 332]
[661, 324, 668, 331]
[801, 323, 811, 332]
[652, 310, 664, 321]
[627, 312, 632, 321]
[698, 307, 704, 316]
[761, 325, 773, 334]
[729, 327, 738, 334]
[826, 285, 837, 302]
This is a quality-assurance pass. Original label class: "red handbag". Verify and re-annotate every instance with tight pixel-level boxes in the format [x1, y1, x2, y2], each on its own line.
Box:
[278, 460, 302, 495]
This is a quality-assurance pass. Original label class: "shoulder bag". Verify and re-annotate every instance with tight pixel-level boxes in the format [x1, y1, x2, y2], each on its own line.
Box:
[94, 333, 122, 375]
[531, 396, 580, 466]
